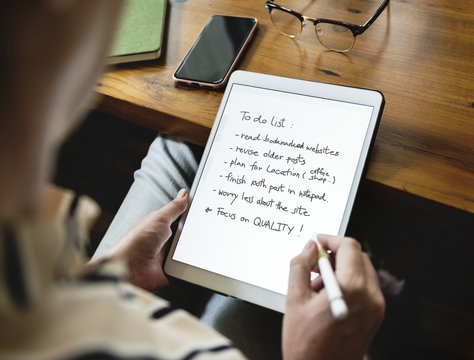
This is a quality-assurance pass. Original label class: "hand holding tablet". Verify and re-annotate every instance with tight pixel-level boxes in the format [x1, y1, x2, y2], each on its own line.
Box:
[165, 71, 384, 312]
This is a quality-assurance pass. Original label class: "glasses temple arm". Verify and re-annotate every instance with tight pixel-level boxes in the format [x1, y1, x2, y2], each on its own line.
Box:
[361, 0, 390, 31]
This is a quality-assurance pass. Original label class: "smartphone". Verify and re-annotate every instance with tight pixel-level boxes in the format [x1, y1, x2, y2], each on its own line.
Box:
[173, 15, 258, 89]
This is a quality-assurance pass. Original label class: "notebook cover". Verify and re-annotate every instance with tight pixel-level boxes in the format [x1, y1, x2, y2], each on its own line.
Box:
[109, 0, 167, 64]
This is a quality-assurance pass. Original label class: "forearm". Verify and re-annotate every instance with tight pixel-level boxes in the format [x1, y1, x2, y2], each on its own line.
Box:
[94, 134, 202, 257]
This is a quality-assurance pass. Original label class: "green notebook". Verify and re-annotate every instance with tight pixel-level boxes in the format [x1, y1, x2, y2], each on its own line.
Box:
[109, 0, 167, 64]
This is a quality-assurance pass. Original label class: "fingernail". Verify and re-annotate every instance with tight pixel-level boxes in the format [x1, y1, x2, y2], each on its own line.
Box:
[303, 240, 314, 253]
[176, 188, 187, 199]
[317, 233, 333, 244]
[317, 233, 333, 240]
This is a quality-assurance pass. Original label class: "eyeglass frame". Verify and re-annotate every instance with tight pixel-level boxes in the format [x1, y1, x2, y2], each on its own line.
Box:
[265, 0, 390, 50]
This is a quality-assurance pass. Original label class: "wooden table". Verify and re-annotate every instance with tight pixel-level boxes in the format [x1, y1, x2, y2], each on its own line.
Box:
[96, 0, 474, 213]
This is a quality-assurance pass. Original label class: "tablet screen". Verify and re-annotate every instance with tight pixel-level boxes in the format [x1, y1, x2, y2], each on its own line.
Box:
[171, 82, 374, 296]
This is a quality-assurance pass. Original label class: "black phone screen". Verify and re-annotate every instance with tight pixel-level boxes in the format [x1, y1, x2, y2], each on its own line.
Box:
[174, 16, 257, 85]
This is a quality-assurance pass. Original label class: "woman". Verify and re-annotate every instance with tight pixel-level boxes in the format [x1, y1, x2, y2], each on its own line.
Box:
[0, 1, 385, 359]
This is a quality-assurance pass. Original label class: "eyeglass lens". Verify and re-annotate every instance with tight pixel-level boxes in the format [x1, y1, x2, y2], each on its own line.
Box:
[269, 8, 303, 37]
[269, 7, 355, 52]
[316, 23, 355, 52]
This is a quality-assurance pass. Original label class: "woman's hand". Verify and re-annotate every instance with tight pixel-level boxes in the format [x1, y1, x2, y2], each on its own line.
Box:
[88, 189, 188, 291]
[282, 234, 385, 360]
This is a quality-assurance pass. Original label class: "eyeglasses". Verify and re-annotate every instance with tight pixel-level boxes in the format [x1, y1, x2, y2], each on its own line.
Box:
[265, 0, 390, 52]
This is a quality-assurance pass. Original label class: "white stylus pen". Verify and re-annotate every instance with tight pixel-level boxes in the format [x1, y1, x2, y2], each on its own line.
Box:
[312, 233, 349, 320]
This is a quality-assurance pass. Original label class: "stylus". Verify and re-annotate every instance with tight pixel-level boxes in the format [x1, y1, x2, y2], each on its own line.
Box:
[312, 233, 349, 320]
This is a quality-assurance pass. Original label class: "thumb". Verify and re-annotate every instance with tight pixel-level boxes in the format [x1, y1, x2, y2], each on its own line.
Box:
[287, 241, 317, 303]
[153, 189, 189, 225]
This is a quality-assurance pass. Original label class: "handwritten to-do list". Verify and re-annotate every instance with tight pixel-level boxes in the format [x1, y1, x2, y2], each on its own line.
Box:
[173, 84, 373, 295]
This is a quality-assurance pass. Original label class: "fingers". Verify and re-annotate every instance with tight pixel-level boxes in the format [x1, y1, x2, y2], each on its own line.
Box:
[317, 234, 365, 284]
[287, 241, 318, 303]
[310, 273, 324, 292]
[317, 235, 384, 315]
[151, 189, 189, 225]
[317, 233, 361, 253]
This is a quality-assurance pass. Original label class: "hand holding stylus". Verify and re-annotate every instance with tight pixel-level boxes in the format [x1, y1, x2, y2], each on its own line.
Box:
[312, 232, 349, 320]
[283, 234, 385, 360]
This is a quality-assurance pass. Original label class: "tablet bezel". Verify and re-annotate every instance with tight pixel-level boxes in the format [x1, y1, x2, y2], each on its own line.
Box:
[164, 70, 384, 313]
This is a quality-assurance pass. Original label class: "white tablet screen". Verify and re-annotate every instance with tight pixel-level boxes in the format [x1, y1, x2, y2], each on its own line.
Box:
[172, 83, 373, 295]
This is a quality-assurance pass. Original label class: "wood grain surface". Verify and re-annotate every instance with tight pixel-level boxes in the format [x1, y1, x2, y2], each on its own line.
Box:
[96, 0, 474, 213]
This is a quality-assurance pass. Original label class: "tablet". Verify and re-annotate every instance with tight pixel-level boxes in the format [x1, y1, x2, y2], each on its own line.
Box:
[164, 71, 384, 313]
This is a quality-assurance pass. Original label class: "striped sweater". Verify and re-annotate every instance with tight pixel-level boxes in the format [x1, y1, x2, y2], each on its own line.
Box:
[0, 189, 246, 360]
